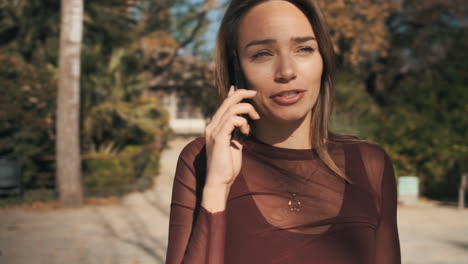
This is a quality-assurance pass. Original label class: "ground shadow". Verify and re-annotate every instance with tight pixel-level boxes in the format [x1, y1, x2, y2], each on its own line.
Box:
[434, 199, 466, 209]
[445, 240, 468, 252]
[142, 191, 170, 217]
[93, 207, 167, 263]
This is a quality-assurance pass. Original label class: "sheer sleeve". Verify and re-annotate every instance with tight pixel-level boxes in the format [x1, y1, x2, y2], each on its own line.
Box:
[359, 143, 401, 264]
[165, 138, 227, 264]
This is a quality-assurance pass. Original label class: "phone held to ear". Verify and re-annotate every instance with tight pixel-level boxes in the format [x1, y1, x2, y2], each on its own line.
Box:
[233, 55, 247, 90]
[231, 55, 252, 139]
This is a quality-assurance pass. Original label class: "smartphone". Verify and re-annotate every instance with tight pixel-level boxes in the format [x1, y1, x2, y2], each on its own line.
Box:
[231, 55, 251, 139]
[232, 55, 247, 90]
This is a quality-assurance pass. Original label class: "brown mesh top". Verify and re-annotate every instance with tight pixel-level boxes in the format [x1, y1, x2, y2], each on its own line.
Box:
[166, 135, 401, 264]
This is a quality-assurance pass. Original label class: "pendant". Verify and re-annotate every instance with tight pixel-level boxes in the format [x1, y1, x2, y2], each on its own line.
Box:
[288, 193, 301, 212]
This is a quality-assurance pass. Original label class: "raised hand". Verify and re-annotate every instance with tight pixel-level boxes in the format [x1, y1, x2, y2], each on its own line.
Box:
[202, 86, 260, 211]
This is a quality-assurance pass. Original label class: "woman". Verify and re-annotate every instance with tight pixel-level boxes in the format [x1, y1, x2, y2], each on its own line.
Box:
[166, 0, 401, 263]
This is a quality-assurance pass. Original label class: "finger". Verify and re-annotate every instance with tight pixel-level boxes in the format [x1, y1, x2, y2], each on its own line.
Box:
[226, 88, 257, 103]
[231, 130, 246, 148]
[210, 89, 257, 126]
[230, 136, 243, 151]
[228, 85, 235, 96]
[215, 115, 249, 139]
[211, 116, 249, 143]
[210, 85, 236, 128]
[216, 89, 256, 120]
[221, 103, 260, 121]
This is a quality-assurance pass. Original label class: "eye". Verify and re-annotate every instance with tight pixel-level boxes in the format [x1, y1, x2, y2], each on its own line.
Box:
[252, 50, 272, 59]
[296, 46, 315, 53]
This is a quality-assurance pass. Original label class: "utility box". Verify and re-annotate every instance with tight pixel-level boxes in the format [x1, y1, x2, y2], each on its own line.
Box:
[0, 157, 22, 197]
[398, 176, 419, 205]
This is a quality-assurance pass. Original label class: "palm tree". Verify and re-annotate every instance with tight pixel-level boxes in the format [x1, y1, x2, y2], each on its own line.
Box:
[56, 0, 84, 207]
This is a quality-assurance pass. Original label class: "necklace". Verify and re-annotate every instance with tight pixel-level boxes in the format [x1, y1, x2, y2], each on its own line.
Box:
[245, 134, 321, 213]
[284, 156, 322, 213]
[288, 193, 301, 211]
[286, 164, 319, 212]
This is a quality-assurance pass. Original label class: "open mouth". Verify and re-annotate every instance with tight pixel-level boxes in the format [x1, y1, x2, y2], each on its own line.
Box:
[271, 89, 305, 105]
[278, 91, 300, 98]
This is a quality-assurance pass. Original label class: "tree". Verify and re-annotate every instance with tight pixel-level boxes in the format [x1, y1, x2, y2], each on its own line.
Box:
[330, 0, 468, 199]
[56, 0, 84, 207]
[1, 0, 211, 202]
[138, 0, 221, 116]
[371, 32, 468, 199]
[316, 0, 400, 68]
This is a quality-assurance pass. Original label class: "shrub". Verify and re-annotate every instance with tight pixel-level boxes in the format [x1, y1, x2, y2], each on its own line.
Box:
[0, 54, 56, 188]
[82, 145, 161, 197]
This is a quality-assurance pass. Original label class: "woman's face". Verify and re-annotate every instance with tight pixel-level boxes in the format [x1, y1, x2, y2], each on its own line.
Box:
[237, 0, 323, 124]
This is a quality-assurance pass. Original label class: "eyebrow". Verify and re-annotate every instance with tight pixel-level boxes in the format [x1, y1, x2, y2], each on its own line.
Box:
[244, 36, 316, 51]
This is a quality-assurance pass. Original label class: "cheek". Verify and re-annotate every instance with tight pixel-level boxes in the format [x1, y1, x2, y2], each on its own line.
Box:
[243, 70, 273, 112]
[242, 64, 270, 92]
[303, 55, 324, 83]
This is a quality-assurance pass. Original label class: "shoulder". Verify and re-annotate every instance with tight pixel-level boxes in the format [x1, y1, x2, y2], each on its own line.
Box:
[179, 137, 206, 161]
[172, 137, 207, 197]
[357, 141, 388, 162]
[330, 136, 392, 167]
[358, 141, 391, 173]
[348, 141, 394, 194]
[340, 140, 392, 184]
[177, 137, 207, 175]
[339, 140, 389, 165]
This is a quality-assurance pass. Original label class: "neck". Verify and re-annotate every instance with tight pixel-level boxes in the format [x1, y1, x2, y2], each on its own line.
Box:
[252, 111, 312, 149]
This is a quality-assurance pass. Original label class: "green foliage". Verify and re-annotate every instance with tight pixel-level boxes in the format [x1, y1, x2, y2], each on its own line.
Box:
[328, 1, 468, 199]
[0, 0, 60, 63]
[83, 101, 171, 152]
[0, 54, 56, 187]
[79, 44, 172, 197]
[84, 0, 138, 57]
[332, 71, 381, 137]
[82, 45, 173, 156]
[81, 47, 150, 112]
[370, 55, 467, 198]
[82, 145, 160, 197]
[333, 59, 467, 199]
[0, 189, 57, 207]
[0, 144, 161, 206]
[0, 0, 177, 201]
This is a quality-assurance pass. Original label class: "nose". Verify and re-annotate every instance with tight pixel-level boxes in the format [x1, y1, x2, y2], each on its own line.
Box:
[274, 55, 297, 83]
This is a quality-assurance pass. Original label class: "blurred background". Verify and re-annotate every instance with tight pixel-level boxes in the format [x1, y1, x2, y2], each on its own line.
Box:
[0, 0, 467, 263]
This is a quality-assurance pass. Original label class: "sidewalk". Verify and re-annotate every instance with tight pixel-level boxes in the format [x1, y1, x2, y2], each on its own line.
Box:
[0, 136, 467, 264]
[0, 137, 193, 264]
[398, 199, 468, 264]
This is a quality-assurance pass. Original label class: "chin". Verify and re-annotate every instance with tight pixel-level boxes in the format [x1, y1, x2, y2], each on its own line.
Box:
[268, 107, 312, 123]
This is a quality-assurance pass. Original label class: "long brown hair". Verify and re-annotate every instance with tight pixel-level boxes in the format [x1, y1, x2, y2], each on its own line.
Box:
[214, 0, 363, 184]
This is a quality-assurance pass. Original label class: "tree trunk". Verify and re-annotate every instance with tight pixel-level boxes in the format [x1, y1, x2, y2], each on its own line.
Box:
[56, 0, 84, 207]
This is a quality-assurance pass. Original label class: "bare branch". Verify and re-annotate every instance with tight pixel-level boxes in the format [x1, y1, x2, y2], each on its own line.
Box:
[151, 0, 219, 77]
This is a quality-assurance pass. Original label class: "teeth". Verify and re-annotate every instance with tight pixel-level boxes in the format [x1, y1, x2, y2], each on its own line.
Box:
[279, 91, 298, 98]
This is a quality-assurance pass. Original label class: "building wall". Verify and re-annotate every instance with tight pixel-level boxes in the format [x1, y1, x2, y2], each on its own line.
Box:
[146, 90, 206, 135]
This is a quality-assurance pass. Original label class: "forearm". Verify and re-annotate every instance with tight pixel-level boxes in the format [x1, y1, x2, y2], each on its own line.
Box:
[169, 182, 230, 263]
[167, 141, 228, 264]
[201, 183, 231, 213]
[177, 184, 230, 263]
[168, 135, 234, 263]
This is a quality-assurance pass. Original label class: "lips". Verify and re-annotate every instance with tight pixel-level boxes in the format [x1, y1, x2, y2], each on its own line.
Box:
[271, 89, 305, 105]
